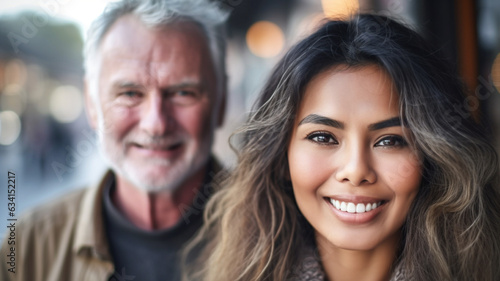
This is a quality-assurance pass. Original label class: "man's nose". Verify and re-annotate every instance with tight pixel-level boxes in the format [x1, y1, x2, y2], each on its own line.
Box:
[139, 90, 172, 136]
[334, 143, 377, 186]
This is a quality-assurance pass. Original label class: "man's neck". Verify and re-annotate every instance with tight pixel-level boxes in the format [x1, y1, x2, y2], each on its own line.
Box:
[111, 166, 207, 230]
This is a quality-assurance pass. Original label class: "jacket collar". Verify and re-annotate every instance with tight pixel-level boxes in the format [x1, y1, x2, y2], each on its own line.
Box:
[73, 170, 115, 260]
[72, 156, 224, 260]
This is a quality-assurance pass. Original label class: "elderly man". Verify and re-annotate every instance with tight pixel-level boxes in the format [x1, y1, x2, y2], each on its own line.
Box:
[0, 0, 228, 280]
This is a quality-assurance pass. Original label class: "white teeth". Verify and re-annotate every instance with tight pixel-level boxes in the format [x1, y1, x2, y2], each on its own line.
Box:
[347, 203, 356, 213]
[329, 199, 383, 214]
[356, 203, 365, 213]
[340, 201, 347, 211]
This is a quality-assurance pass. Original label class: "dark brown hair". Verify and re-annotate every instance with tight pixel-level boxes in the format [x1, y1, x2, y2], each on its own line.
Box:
[184, 14, 500, 281]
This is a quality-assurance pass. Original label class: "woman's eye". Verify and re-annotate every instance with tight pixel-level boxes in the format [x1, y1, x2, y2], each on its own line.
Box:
[307, 132, 338, 145]
[374, 136, 407, 147]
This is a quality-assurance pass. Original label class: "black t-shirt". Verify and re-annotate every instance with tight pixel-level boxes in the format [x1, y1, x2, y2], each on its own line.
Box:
[103, 164, 214, 281]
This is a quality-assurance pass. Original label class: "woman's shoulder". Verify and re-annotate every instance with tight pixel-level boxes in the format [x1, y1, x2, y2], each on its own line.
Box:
[286, 244, 408, 281]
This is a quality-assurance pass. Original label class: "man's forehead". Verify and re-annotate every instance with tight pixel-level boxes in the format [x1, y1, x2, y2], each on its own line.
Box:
[101, 56, 201, 71]
[101, 56, 204, 82]
[91, 14, 217, 91]
[99, 14, 208, 54]
[99, 19, 210, 68]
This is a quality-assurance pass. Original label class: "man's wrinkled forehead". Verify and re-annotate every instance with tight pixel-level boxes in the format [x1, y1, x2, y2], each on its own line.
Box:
[96, 14, 215, 86]
[98, 15, 208, 59]
[100, 56, 206, 87]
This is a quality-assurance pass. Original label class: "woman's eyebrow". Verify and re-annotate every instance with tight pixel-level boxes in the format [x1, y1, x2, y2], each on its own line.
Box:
[368, 117, 401, 130]
[298, 114, 401, 131]
[298, 114, 344, 129]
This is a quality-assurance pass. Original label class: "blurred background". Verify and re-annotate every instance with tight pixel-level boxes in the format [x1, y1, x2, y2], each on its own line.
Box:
[0, 0, 499, 239]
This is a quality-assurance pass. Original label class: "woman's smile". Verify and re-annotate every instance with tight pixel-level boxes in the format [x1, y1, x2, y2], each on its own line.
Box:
[288, 64, 422, 251]
[327, 197, 384, 213]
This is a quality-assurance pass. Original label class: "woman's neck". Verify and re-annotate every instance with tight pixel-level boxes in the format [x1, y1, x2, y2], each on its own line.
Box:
[316, 231, 400, 281]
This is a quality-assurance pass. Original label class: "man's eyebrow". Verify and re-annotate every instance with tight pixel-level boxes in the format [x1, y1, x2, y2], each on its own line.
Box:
[298, 114, 344, 129]
[166, 81, 202, 89]
[368, 117, 401, 130]
[111, 81, 203, 90]
[112, 81, 143, 89]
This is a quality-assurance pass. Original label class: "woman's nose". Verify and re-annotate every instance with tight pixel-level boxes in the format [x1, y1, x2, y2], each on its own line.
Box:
[334, 143, 377, 186]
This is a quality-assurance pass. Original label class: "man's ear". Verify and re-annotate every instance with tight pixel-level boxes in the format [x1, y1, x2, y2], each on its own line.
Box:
[84, 79, 98, 130]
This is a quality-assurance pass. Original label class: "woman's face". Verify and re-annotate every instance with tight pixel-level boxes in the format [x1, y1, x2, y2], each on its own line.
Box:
[287, 65, 422, 252]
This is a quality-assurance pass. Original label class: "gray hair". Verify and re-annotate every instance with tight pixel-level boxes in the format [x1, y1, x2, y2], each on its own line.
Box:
[84, 0, 229, 98]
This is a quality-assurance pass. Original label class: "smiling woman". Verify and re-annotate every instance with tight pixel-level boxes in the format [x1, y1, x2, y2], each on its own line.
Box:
[288, 66, 422, 266]
[184, 14, 500, 281]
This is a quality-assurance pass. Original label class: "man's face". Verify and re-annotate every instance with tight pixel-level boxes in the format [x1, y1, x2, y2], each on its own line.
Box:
[86, 15, 223, 193]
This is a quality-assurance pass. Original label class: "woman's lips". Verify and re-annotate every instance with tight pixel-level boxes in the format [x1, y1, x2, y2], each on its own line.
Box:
[330, 199, 383, 214]
[324, 197, 387, 224]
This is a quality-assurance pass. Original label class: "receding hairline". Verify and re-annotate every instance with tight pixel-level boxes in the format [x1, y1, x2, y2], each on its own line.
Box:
[84, 0, 228, 101]
[85, 13, 225, 102]
[96, 14, 212, 55]
[90, 14, 211, 61]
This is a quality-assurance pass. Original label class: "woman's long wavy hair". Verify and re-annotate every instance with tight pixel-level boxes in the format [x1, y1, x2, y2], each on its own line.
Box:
[183, 14, 500, 281]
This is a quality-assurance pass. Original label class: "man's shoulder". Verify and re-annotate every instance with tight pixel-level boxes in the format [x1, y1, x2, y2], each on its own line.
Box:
[18, 170, 114, 233]
[18, 187, 88, 231]
[0, 186, 95, 281]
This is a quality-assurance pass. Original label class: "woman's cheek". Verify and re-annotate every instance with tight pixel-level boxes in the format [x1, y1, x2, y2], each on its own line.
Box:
[289, 143, 333, 191]
[378, 154, 422, 192]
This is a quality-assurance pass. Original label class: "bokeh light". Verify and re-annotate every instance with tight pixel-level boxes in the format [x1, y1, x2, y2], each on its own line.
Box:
[492, 53, 500, 93]
[297, 13, 326, 39]
[1, 84, 27, 115]
[0, 111, 22, 146]
[4, 59, 27, 87]
[49, 85, 83, 123]
[246, 21, 285, 58]
[321, 0, 359, 19]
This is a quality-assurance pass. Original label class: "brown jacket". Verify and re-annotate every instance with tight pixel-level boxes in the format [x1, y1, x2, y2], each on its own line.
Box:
[1, 170, 117, 281]
[1, 157, 223, 281]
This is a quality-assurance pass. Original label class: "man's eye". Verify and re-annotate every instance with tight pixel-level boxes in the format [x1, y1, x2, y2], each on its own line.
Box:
[121, 91, 141, 98]
[170, 90, 202, 106]
[176, 90, 196, 97]
[306, 132, 338, 145]
[374, 136, 407, 147]
[116, 90, 143, 106]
